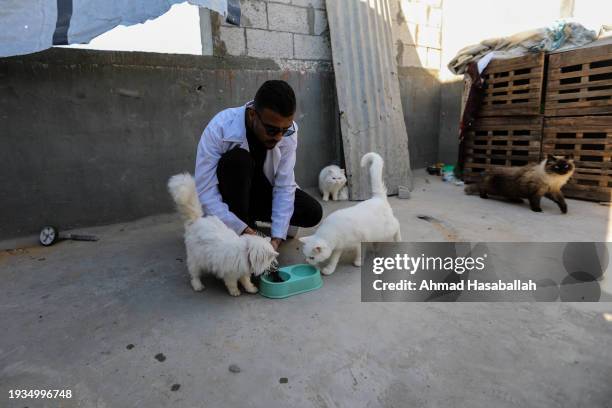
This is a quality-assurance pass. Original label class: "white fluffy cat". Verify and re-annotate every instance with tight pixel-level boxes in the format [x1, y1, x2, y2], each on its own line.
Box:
[168, 173, 278, 296]
[319, 164, 348, 201]
[301, 152, 401, 275]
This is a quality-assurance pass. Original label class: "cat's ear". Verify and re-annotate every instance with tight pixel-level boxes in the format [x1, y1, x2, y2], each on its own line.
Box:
[314, 246, 322, 254]
[340, 169, 345, 174]
[547, 154, 556, 162]
[298, 236, 311, 244]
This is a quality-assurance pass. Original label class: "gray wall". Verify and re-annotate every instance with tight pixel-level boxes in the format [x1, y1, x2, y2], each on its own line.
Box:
[398, 67, 441, 169]
[0, 48, 339, 239]
[437, 79, 463, 165]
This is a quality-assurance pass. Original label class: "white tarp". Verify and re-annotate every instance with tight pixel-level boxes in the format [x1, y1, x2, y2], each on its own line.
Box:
[448, 21, 598, 75]
[0, 0, 228, 58]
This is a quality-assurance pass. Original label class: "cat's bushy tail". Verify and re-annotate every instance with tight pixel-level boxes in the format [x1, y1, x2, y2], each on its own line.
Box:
[360, 152, 387, 199]
[167, 173, 204, 223]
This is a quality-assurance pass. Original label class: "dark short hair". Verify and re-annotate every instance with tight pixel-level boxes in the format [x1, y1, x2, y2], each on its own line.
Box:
[254, 80, 296, 117]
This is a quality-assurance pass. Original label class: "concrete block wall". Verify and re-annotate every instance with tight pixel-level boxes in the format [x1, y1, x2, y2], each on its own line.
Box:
[210, 0, 442, 71]
[0, 49, 340, 240]
[390, 0, 443, 70]
[210, 0, 332, 70]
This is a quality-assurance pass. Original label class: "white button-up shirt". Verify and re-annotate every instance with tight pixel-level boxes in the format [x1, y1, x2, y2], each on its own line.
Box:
[194, 102, 298, 239]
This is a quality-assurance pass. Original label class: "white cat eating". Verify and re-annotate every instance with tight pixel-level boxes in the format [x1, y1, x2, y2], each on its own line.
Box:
[168, 173, 278, 296]
[318, 164, 348, 201]
[301, 152, 401, 275]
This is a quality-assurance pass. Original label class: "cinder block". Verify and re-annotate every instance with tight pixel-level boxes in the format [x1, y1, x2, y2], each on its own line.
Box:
[417, 25, 441, 48]
[314, 9, 328, 35]
[428, 7, 442, 28]
[292, 0, 325, 8]
[268, 3, 309, 34]
[247, 29, 293, 58]
[390, 0, 402, 24]
[416, 45, 428, 66]
[294, 34, 331, 60]
[399, 44, 422, 67]
[240, 0, 268, 29]
[218, 11, 231, 27]
[398, 186, 411, 199]
[401, 0, 428, 25]
[427, 47, 441, 69]
[396, 22, 417, 46]
[419, 0, 442, 8]
[218, 26, 246, 56]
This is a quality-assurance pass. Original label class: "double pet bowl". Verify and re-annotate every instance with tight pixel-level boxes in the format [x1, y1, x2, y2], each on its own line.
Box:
[259, 264, 323, 299]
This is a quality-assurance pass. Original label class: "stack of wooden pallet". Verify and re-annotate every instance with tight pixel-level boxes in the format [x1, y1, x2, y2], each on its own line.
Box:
[543, 43, 612, 202]
[461, 40, 612, 202]
[462, 53, 546, 183]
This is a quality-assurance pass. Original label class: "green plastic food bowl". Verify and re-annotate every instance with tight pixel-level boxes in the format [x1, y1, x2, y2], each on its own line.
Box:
[259, 264, 323, 299]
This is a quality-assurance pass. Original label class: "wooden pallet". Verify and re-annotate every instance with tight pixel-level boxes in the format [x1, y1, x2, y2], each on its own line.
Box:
[463, 117, 543, 182]
[478, 53, 545, 117]
[545, 43, 612, 116]
[542, 116, 612, 202]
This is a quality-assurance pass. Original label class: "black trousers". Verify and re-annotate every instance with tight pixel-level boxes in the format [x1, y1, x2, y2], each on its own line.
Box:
[217, 147, 322, 233]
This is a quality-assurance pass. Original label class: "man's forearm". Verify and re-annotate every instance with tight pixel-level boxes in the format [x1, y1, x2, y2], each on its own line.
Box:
[271, 188, 296, 239]
[198, 190, 247, 235]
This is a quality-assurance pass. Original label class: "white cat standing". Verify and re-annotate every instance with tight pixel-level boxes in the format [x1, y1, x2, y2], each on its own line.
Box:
[318, 165, 348, 201]
[168, 173, 278, 296]
[301, 152, 401, 275]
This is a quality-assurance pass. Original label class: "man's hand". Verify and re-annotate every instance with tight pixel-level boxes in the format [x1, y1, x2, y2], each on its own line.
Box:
[243, 227, 281, 250]
[242, 226, 257, 235]
[270, 238, 282, 251]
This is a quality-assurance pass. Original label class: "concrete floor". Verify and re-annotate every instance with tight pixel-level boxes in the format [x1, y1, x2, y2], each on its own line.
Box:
[1, 170, 611, 408]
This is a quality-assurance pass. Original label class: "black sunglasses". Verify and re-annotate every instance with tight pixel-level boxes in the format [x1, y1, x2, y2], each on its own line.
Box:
[251, 108, 295, 137]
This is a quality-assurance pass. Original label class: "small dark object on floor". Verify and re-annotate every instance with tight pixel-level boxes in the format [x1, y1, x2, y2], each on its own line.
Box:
[229, 364, 241, 373]
[154, 353, 166, 362]
[417, 215, 437, 222]
[126, 344, 135, 350]
[426, 166, 441, 175]
[171, 384, 180, 392]
[279, 377, 288, 384]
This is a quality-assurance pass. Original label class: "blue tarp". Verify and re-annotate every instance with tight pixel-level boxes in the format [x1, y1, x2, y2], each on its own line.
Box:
[0, 0, 236, 57]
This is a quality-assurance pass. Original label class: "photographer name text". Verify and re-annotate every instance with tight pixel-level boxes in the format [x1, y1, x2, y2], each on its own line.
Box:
[371, 254, 536, 292]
